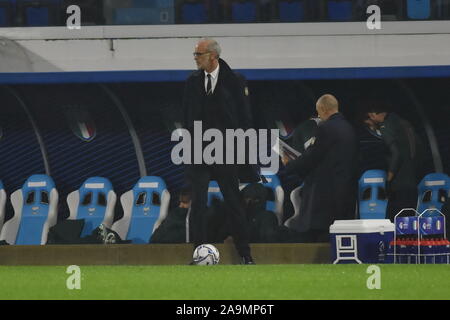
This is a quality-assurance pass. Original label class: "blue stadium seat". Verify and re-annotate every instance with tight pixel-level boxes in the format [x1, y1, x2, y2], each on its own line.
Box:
[26, 6, 49, 26]
[112, 176, 171, 243]
[113, 8, 155, 24]
[0, 0, 14, 27]
[0, 174, 58, 245]
[231, 0, 257, 22]
[278, 0, 305, 22]
[133, 0, 174, 7]
[133, 0, 151, 6]
[207, 180, 223, 206]
[327, 0, 352, 21]
[0, 8, 7, 26]
[113, 0, 174, 25]
[113, 8, 174, 25]
[407, 0, 430, 19]
[358, 170, 388, 219]
[66, 177, 116, 237]
[260, 173, 284, 225]
[181, 1, 207, 23]
[17, 0, 61, 26]
[417, 173, 449, 213]
[0, 180, 6, 235]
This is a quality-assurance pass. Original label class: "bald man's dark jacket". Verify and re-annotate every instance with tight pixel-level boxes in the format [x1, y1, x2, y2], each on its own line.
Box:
[285, 112, 358, 232]
[182, 58, 258, 182]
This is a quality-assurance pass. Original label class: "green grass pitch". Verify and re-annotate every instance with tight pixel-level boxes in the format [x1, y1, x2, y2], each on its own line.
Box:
[0, 264, 449, 300]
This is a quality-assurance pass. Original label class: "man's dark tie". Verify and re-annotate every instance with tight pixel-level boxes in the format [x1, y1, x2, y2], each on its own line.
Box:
[206, 74, 212, 95]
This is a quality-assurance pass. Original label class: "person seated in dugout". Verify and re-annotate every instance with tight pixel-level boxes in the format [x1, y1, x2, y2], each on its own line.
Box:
[150, 187, 192, 244]
[47, 217, 128, 245]
[205, 183, 291, 244]
[240, 183, 280, 243]
[151, 183, 297, 245]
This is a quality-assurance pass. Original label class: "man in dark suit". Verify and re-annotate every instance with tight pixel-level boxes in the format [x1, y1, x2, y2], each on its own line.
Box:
[282, 94, 358, 242]
[182, 38, 255, 264]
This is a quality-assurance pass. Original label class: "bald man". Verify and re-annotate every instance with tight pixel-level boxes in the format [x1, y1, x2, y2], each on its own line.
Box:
[282, 94, 358, 242]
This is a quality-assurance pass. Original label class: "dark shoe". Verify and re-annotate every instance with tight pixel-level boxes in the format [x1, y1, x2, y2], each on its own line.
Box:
[241, 255, 255, 265]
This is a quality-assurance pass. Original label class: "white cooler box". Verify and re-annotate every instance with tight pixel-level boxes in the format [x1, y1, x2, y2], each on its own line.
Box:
[330, 219, 394, 264]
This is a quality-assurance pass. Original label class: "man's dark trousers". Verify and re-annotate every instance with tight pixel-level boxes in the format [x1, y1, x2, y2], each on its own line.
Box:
[187, 163, 250, 257]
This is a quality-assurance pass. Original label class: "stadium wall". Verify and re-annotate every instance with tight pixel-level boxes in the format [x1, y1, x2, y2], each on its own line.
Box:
[1, 21, 450, 82]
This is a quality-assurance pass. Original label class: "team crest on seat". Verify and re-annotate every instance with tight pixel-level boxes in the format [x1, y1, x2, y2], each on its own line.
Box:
[63, 105, 96, 142]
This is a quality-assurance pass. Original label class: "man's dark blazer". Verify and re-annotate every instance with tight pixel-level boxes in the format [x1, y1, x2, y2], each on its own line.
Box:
[183, 58, 251, 133]
[182, 58, 258, 182]
[285, 112, 358, 232]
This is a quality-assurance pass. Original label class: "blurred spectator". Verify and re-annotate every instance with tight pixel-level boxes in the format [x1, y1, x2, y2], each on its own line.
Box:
[241, 183, 280, 243]
[361, 100, 426, 221]
[150, 187, 192, 243]
[205, 183, 281, 243]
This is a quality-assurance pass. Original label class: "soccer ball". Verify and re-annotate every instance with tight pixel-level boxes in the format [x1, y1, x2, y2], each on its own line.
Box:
[192, 244, 220, 265]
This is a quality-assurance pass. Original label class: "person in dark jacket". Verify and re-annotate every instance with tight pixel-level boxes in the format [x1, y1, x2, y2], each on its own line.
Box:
[205, 183, 281, 243]
[150, 187, 191, 244]
[182, 38, 256, 264]
[241, 183, 280, 243]
[291, 116, 321, 155]
[362, 101, 425, 221]
[282, 94, 358, 242]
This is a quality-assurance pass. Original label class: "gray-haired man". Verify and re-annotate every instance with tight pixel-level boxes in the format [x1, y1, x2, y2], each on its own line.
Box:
[182, 38, 256, 264]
